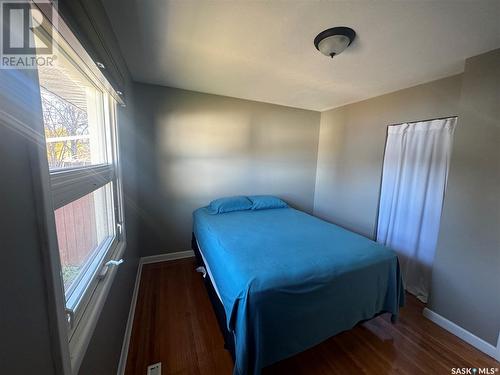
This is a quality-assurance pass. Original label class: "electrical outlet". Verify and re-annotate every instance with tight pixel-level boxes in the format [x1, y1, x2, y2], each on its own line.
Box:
[147, 362, 161, 375]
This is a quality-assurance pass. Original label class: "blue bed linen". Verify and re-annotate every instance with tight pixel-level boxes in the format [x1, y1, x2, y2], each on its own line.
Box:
[247, 195, 288, 210]
[208, 195, 253, 214]
[193, 207, 404, 375]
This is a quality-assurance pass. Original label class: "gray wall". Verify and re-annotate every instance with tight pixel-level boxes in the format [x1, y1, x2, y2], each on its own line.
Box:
[0, 67, 59, 375]
[134, 84, 320, 255]
[314, 75, 462, 238]
[314, 49, 500, 346]
[429, 49, 500, 346]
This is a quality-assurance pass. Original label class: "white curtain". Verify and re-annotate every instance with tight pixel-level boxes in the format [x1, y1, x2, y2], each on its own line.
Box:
[377, 117, 457, 302]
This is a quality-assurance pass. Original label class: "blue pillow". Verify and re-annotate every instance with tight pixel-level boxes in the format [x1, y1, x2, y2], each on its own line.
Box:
[207, 196, 253, 214]
[248, 195, 288, 210]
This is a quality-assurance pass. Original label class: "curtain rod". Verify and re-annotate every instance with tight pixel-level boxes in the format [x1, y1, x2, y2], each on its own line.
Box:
[387, 115, 458, 128]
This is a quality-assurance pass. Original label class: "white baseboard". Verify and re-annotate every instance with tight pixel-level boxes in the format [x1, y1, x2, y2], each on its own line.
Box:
[140, 250, 195, 265]
[117, 250, 195, 375]
[498, 334, 500, 362]
[423, 308, 500, 362]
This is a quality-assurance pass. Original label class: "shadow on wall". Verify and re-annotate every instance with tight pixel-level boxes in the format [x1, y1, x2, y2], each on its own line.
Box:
[134, 85, 320, 255]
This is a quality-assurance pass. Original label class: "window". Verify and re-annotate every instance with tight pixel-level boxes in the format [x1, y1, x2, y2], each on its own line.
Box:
[33, 3, 125, 363]
[38, 48, 110, 170]
[55, 183, 115, 296]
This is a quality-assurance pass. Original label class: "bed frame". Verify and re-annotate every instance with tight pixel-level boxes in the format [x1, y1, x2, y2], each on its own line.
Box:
[192, 234, 236, 360]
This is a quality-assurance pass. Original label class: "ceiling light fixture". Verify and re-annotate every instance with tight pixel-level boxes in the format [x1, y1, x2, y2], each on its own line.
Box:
[314, 26, 356, 58]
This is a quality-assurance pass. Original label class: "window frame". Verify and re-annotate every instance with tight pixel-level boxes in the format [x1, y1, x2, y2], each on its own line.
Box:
[52, 94, 125, 336]
[30, 2, 127, 373]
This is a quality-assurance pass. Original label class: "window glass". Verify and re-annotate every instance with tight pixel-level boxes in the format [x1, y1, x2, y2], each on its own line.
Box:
[54, 183, 115, 296]
[37, 49, 109, 170]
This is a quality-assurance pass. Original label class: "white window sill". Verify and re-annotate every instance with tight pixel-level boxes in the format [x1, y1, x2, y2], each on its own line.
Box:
[68, 240, 127, 373]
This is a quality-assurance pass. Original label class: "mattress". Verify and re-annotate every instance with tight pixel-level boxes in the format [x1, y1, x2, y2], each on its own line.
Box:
[193, 206, 404, 375]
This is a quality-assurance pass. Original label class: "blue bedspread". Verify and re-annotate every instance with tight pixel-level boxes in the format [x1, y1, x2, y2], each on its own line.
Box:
[193, 206, 404, 375]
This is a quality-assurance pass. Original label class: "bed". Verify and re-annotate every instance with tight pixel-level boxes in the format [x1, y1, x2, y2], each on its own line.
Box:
[192, 196, 404, 375]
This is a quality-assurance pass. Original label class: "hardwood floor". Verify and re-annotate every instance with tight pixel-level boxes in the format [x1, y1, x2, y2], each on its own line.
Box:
[125, 258, 498, 374]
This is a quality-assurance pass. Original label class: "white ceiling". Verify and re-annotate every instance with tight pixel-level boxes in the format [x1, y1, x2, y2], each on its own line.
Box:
[103, 0, 500, 111]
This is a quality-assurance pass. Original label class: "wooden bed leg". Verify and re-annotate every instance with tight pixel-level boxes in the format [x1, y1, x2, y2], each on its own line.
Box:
[391, 314, 398, 324]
